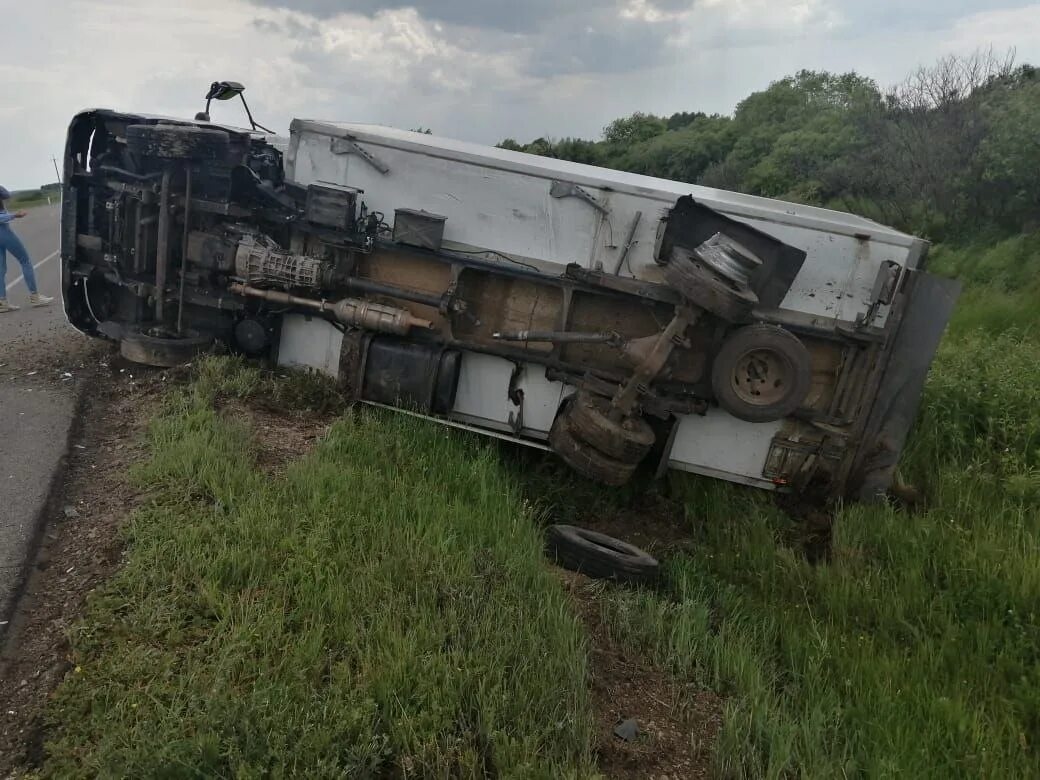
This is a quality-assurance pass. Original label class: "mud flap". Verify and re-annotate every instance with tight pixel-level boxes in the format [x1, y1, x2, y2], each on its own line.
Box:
[848, 271, 961, 501]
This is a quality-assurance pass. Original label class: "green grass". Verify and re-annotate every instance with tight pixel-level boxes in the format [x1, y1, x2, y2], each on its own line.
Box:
[595, 470, 1038, 776]
[7, 189, 60, 209]
[929, 235, 1040, 337]
[40, 361, 595, 778]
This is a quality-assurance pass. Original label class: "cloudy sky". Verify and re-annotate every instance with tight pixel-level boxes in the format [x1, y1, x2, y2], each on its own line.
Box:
[3, 0, 1040, 189]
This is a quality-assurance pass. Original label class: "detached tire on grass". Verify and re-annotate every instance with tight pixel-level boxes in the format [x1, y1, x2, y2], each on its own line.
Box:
[545, 524, 659, 584]
[126, 123, 231, 161]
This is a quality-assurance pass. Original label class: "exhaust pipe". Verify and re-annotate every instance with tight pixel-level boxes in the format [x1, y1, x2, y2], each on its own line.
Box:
[229, 283, 434, 336]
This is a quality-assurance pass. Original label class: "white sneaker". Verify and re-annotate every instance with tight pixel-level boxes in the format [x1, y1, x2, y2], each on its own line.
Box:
[0, 299, 19, 313]
[29, 293, 54, 307]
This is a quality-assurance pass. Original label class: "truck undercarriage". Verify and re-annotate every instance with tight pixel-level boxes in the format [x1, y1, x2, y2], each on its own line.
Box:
[61, 110, 959, 499]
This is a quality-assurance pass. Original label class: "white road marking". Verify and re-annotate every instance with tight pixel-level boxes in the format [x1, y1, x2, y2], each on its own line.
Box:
[7, 250, 59, 291]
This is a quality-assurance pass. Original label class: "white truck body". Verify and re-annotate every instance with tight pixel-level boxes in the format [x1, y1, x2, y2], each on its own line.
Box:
[281, 121, 926, 489]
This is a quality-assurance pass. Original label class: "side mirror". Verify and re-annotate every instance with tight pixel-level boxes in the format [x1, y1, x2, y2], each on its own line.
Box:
[197, 80, 272, 134]
[206, 81, 245, 102]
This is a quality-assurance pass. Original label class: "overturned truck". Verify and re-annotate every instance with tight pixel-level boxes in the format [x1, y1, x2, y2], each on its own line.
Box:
[61, 109, 959, 500]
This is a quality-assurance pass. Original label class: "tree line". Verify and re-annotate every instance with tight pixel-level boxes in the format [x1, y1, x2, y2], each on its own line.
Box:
[499, 50, 1039, 242]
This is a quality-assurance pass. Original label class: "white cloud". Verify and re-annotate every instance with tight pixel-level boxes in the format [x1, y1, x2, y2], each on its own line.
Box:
[942, 4, 1040, 56]
[620, 0, 689, 23]
[699, 0, 838, 30]
[2, 0, 1040, 190]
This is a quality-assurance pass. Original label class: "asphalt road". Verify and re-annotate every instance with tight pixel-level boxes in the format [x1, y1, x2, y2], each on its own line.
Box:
[0, 203, 77, 626]
[1, 202, 62, 319]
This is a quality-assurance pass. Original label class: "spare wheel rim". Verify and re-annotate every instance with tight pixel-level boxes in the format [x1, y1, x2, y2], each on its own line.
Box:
[730, 347, 794, 406]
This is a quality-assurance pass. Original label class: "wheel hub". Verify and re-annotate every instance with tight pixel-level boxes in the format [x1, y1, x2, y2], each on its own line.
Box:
[731, 348, 790, 405]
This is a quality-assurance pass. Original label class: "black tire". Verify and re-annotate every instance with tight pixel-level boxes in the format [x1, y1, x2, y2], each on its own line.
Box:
[120, 330, 213, 367]
[125, 123, 231, 161]
[664, 246, 758, 323]
[566, 392, 655, 462]
[711, 324, 812, 422]
[549, 416, 637, 486]
[545, 524, 659, 584]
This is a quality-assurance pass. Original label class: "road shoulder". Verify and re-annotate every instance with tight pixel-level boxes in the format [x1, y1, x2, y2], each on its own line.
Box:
[0, 354, 159, 773]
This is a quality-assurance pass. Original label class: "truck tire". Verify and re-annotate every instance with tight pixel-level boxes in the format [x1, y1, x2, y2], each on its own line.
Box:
[711, 324, 812, 422]
[549, 416, 638, 486]
[545, 524, 659, 584]
[120, 330, 213, 367]
[126, 123, 231, 161]
[665, 246, 758, 323]
[566, 392, 655, 462]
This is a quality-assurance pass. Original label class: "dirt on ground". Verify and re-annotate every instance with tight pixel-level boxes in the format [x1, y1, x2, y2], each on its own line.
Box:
[218, 397, 336, 478]
[572, 494, 699, 561]
[0, 339, 180, 777]
[557, 570, 723, 779]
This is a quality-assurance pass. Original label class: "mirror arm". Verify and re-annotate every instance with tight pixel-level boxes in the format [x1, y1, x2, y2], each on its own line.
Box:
[239, 94, 273, 134]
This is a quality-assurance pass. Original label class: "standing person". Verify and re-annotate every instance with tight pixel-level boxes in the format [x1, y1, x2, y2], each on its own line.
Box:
[0, 185, 54, 313]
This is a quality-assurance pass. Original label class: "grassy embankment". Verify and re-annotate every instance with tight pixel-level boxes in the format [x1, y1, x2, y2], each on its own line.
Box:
[37, 234, 1040, 777]
[41, 363, 595, 777]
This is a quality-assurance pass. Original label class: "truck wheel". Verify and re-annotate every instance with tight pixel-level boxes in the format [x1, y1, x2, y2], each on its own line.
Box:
[549, 416, 638, 486]
[126, 123, 231, 161]
[665, 246, 758, 323]
[545, 524, 659, 584]
[566, 392, 655, 462]
[120, 330, 213, 367]
[711, 324, 812, 422]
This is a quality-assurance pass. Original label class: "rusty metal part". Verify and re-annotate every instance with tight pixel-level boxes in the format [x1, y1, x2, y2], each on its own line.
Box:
[235, 234, 328, 289]
[154, 168, 172, 323]
[611, 306, 698, 417]
[565, 263, 682, 305]
[229, 283, 433, 336]
[492, 329, 622, 345]
[619, 333, 667, 367]
[177, 168, 192, 335]
[710, 324, 812, 423]
[730, 349, 790, 406]
[612, 210, 643, 275]
[343, 276, 462, 314]
[857, 259, 902, 328]
[133, 210, 157, 274]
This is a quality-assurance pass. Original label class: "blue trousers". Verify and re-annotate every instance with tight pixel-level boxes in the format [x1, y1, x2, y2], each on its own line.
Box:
[0, 223, 37, 299]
